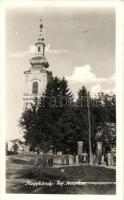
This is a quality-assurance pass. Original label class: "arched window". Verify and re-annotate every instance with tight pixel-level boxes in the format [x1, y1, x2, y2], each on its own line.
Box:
[32, 82, 38, 94]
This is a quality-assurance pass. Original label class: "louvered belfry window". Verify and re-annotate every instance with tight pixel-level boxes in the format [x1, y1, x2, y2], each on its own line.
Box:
[32, 81, 38, 94]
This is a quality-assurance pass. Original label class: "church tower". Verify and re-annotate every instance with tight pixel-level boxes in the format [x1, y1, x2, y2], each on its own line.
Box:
[23, 18, 52, 105]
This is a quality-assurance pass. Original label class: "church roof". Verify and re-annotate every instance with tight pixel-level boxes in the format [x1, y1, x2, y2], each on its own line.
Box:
[30, 55, 49, 68]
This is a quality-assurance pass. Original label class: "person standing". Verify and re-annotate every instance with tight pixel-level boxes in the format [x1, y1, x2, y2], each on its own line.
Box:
[48, 149, 53, 167]
[104, 153, 108, 166]
[61, 154, 65, 165]
[107, 152, 112, 166]
[93, 154, 96, 165]
[73, 153, 76, 164]
[66, 154, 69, 165]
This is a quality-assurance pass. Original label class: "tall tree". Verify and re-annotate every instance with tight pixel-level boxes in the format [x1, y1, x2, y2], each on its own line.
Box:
[93, 92, 116, 151]
[76, 86, 89, 152]
[19, 79, 116, 154]
[19, 76, 74, 152]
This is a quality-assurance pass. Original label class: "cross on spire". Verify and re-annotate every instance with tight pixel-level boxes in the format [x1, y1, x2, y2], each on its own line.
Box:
[39, 17, 43, 33]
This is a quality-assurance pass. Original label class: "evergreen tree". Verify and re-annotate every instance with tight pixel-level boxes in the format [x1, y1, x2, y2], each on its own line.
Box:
[19, 76, 74, 152]
[19, 77, 116, 154]
[76, 86, 89, 152]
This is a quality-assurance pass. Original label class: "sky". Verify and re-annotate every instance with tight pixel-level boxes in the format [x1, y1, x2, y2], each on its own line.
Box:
[5, 6, 115, 140]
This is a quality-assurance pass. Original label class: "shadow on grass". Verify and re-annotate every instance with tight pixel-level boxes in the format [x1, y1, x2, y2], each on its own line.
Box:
[10, 158, 29, 165]
[18, 165, 116, 182]
[8, 165, 115, 194]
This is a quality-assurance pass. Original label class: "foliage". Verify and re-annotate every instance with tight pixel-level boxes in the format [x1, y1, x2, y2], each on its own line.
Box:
[19, 76, 116, 154]
[19, 76, 74, 152]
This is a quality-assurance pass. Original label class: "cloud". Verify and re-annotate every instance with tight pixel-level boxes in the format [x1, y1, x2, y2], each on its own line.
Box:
[29, 45, 36, 53]
[8, 45, 35, 58]
[91, 83, 115, 97]
[8, 51, 29, 58]
[102, 87, 116, 94]
[66, 65, 106, 84]
[109, 73, 115, 81]
[46, 44, 70, 53]
[8, 44, 69, 58]
[91, 84, 102, 94]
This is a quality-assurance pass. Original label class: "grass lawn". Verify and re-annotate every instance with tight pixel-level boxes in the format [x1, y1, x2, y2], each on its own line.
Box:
[6, 154, 116, 194]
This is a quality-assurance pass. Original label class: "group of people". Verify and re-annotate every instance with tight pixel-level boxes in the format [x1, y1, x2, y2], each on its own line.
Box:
[34, 152, 76, 167]
[93, 151, 116, 166]
[34, 147, 116, 167]
[104, 152, 116, 166]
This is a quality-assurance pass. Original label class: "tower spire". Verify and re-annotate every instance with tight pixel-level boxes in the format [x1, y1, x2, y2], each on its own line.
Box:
[35, 17, 45, 57]
[30, 17, 49, 69]
[23, 17, 52, 106]
[38, 17, 44, 41]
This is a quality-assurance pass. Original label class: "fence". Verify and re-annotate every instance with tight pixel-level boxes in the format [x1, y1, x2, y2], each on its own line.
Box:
[17, 152, 116, 167]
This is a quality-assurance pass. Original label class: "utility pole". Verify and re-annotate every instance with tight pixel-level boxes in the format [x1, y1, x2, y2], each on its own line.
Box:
[87, 92, 92, 164]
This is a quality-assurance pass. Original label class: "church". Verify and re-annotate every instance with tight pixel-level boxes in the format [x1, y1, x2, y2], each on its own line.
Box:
[23, 18, 52, 105]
